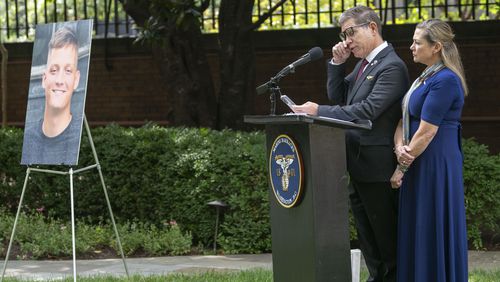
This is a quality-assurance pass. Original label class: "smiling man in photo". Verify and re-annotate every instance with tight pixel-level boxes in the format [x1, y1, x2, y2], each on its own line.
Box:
[21, 25, 84, 166]
[42, 27, 81, 138]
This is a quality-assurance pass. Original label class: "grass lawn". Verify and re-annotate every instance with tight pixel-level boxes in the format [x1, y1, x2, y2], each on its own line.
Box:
[2, 268, 500, 281]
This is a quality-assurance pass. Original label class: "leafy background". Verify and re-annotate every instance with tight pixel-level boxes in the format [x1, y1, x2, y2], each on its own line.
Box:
[0, 125, 498, 253]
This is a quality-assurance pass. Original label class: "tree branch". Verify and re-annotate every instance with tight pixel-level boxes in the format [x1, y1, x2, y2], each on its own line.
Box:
[252, 0, 290, 30]
[118, 0, 151, 27]
[198, 0, 211, 13]
[0, 41, 7, 128]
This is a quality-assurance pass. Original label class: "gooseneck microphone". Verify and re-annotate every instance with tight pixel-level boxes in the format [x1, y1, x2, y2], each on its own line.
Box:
[277, 46, 324, 76]
[257, 47, 324, 95]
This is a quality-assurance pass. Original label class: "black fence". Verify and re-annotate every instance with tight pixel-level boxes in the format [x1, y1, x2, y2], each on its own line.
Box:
[1, 0, 498, 41]
[0, 0, 132, 40]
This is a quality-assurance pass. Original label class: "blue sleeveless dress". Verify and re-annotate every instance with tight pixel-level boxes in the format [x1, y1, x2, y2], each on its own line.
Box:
[397, 68, 468, 282]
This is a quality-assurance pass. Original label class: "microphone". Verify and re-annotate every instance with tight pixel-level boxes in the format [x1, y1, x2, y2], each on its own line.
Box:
[256, 47, 324, 95]
[277, 46, 324, 76]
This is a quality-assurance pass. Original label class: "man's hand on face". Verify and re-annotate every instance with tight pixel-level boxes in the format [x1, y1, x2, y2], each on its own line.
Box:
[331, 41, 351, 64]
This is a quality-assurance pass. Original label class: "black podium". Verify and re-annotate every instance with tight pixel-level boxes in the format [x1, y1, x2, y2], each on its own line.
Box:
[244, 114, 371, 282]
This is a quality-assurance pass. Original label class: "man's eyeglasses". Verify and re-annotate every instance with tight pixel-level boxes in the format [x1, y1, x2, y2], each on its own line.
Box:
[339, 22, 370, 41]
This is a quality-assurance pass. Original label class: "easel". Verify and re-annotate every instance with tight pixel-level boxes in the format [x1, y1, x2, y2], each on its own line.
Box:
[1, 116, 129, 281]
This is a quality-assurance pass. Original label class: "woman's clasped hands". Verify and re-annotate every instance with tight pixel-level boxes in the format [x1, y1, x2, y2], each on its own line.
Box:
[390, 145, 415, 189]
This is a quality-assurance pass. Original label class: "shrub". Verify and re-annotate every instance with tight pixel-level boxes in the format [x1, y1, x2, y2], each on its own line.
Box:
[0, 211, 192, 259]
[462, 138, 500, 249]
[144, 221, 192, 256]
[0, 125, 269, 253]
[111, 220, 192, 256]
[1, 126, 498, 253]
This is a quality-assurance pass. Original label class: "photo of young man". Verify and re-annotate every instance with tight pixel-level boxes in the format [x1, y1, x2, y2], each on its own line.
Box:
[21, 20, 92, 166]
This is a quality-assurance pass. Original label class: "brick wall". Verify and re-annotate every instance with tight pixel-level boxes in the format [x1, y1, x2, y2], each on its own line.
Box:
[1, 21, 499, 152]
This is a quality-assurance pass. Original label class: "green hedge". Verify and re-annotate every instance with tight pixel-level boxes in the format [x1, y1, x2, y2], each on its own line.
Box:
[0, 126, 498, 252]
[0, 125, 269, 253]
[462, 139, 500, 249]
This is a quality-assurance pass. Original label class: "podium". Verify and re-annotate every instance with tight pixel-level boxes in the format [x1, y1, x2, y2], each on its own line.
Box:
[244, 114, 371, 282]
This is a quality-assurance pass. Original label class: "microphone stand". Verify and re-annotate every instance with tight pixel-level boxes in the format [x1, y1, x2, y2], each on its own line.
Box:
[268, 78, 280, 116]
[267, 66, 295, 115]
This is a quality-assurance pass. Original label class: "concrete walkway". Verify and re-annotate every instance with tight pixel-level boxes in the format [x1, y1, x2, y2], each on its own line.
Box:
[1, 251, 498, 280]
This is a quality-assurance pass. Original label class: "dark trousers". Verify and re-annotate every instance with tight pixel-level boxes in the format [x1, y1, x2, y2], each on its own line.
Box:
[349, 180, 399, 282]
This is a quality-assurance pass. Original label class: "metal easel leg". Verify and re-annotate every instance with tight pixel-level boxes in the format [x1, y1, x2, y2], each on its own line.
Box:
[1, 168, 31, 282]
[69, 168, 77, 282]
[84, 117, 129, 277]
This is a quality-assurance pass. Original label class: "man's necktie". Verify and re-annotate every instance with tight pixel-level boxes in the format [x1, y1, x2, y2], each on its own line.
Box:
[355, 59, 369, 81]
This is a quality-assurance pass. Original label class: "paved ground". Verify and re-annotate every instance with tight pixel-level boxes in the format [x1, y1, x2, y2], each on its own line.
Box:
[1, 251, 498, 280]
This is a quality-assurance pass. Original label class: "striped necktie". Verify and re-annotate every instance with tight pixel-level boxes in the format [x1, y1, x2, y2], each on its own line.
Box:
[355, 59, 369, 81]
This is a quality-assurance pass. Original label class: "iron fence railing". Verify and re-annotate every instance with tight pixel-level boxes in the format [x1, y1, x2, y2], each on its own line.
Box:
[239, 0, 499, 31]
[1, 0, 131, 41]
[0, 0, 498, 41]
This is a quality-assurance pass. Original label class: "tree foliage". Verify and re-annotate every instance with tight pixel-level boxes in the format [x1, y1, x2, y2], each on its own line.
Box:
[0, 0, 129, 41]
[121, 0, 217, 127]
[1, 0, 498, 41]
[134, 0, 206, 43]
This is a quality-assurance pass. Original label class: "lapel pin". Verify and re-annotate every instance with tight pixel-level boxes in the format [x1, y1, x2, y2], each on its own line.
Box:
[366, 75, 374, 80]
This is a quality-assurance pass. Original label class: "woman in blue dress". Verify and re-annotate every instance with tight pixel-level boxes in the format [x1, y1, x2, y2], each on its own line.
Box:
[390, 19, 468, 282]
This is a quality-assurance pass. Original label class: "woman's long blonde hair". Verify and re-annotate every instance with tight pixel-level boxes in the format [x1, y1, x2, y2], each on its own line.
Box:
[417, 19, 468, 96]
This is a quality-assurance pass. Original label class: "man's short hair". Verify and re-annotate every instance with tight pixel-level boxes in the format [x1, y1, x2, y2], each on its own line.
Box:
[48, 26, 79, 63]
[339, 5, 383, 35]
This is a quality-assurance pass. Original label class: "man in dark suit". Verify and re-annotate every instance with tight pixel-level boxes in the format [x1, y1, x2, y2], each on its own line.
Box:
[292, 6, 409, 282]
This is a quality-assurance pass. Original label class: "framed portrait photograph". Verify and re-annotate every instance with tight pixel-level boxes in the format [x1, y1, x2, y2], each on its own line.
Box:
[21, 20, 93, 166]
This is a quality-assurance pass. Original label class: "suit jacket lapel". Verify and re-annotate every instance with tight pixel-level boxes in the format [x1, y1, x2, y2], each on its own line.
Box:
[347, 45, 394, 105]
